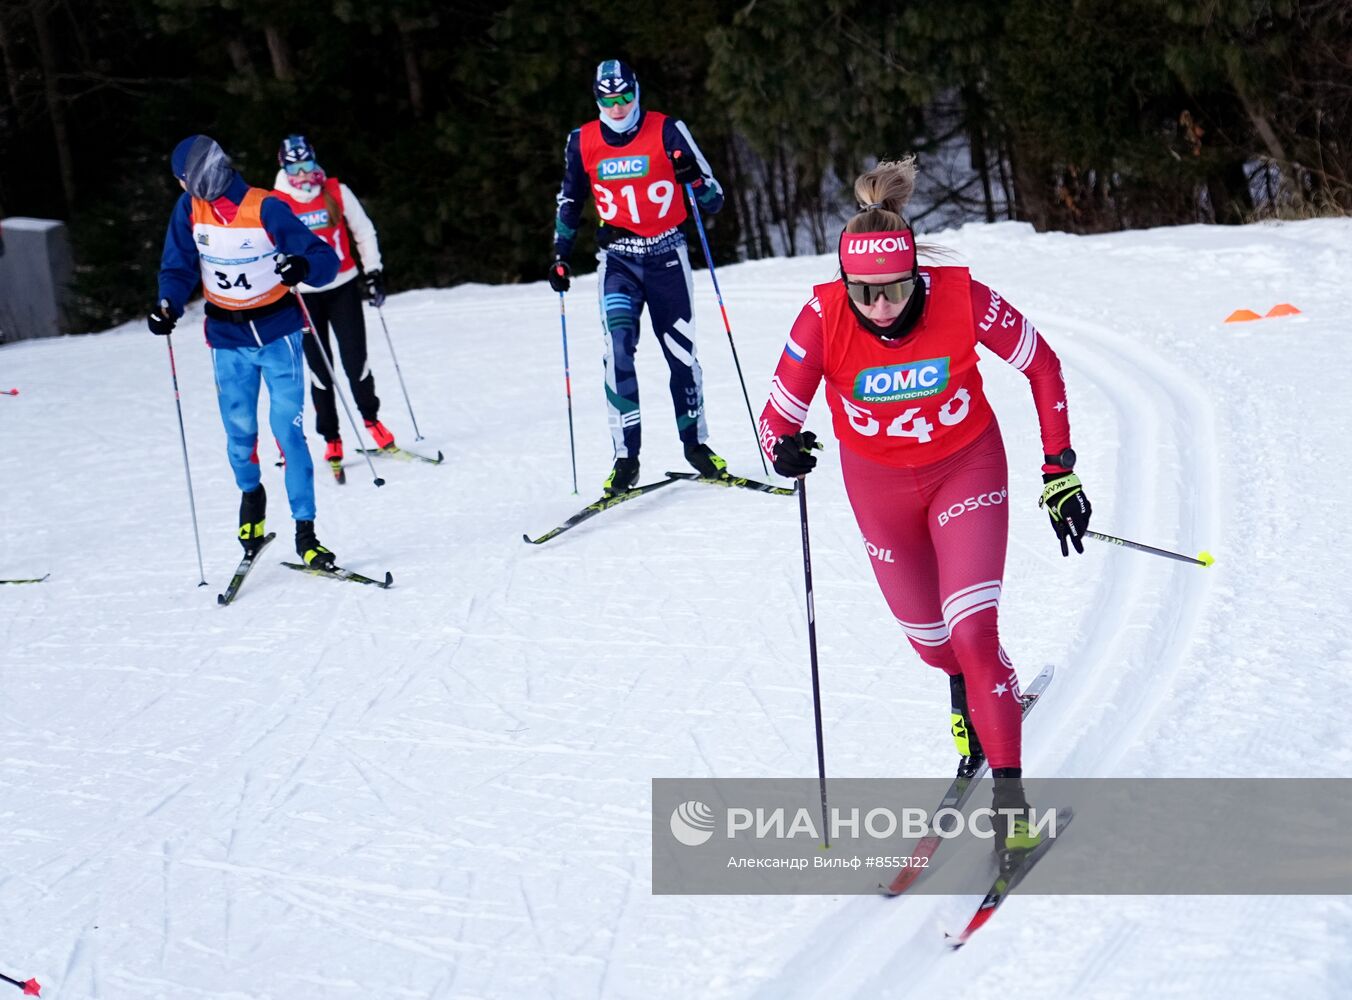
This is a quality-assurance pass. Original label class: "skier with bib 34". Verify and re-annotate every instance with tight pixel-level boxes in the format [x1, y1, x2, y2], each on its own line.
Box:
[759, 158, 1091, 866]
[149, 134, 341, 569]
[551, 59, 728, 494]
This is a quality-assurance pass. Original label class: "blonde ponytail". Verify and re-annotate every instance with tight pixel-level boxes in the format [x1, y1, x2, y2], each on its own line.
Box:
[846, 157, 917, 234]
[842, 156, 954, 264]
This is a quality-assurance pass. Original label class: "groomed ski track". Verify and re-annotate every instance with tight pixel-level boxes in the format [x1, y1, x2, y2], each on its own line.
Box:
[1, 220, 1350, 998]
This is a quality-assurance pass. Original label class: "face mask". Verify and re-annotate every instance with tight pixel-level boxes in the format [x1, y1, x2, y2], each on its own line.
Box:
[846, 276, 927, 341]
[284, 159, 326, 192]
[175, 135, 233, 201]
[599, 97, 641, 134]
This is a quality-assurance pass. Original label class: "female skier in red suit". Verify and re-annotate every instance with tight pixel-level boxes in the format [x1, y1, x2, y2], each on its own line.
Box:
[758, 158, 1092, 861]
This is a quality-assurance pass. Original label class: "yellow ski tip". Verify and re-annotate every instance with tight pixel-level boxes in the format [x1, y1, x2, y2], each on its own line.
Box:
[1197, 550, 1215, 567]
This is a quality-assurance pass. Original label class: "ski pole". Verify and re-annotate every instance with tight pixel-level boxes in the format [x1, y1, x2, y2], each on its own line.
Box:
[1087, 530, 1214, 567]
[0, 970, 40, 995]
[796, 477, 831, 848]
[676, 152, 769, 477]
[293, 290, 385, 488]
[372, 304, 424, 441]
[164, 334, 208, 587]
[556, 281, 579, 494]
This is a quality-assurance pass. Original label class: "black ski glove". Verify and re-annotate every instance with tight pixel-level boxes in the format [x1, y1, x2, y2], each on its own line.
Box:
[147, 298, 179, 336]
[670, 150, 702, 186]
[773, 431, 822, 478]
[548, 258, 571, 293]
[1040, 472, 1092, 556]
[363, 269, 386, 307]
[275, 255, 310, 287]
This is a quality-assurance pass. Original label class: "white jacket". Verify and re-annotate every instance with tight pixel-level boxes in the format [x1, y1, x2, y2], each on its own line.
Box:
[272, 169, 383, 293]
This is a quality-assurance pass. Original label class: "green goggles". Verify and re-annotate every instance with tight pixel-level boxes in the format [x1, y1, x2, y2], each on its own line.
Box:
[845, 276, 917, 306]
[597, 91, 637, 108]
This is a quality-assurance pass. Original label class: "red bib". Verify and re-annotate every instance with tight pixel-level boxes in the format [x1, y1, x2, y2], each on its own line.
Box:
[579, 112, 687, 236]
[817, 266, 995, 467]
[269, 176, 355, 277]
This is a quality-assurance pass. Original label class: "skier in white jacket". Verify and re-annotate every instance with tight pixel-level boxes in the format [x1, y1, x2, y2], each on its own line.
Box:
[271, 134, 394, 464]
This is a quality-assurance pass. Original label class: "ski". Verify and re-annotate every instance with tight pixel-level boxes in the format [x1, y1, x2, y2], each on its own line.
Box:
[883, 664, 1055, 896]
[216, 533, 276, 606]
[946, 808, 1075, 949]
[329, 458, 346, 485]
[0, 574, 49, 585]
[523, 477, 680, 545]
[356, 445, 444, 465]
[280, 561, 393, 588]
[664, 471, 796, 496]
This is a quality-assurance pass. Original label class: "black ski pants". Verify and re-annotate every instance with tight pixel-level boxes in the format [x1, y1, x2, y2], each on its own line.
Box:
[299, 278, 380, 441]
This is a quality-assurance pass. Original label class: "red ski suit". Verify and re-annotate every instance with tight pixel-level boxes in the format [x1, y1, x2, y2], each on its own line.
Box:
[759, 267, 1072, 768]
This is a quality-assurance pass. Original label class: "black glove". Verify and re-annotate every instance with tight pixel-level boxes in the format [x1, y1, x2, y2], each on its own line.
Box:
[147, 298, 178, 336]
[772, 431, 822, 478]
[670, 150, 701, 186]
[363, 269, 386, 307]
[275, 255, 310, 287]
[1039, 472, 1092, 556]
[548, 258, 571, 293]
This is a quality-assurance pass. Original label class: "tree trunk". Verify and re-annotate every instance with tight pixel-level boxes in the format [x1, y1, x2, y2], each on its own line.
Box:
[225, 38, 257, 81]
[264, 23, 293, 82]
[1207, 159, 1253, 224]
[1231, 80, 1302, 207]
[726, 135, 760, 258]
[778, 143, 796, 256]
[1008, 140, 1050, 231]
[394, 14, 425, 118]
[0, 10, 23, 111]
[29, 0, 75, 212]
[762, 142, 789, 255]
[995, 143, 1016, 221]
[964, 85, 996, 223]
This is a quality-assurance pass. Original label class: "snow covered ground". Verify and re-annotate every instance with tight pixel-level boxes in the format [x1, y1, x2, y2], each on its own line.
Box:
[2, 218, 1350, 998]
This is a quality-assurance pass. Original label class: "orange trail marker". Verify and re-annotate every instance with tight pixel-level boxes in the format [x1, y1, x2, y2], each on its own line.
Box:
[1265, 303, 1301, 317]
[1224, 309, 1262, 323]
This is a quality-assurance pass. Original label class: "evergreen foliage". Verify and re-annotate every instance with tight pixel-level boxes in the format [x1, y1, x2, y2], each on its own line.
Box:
[0, 0, 1346, 331]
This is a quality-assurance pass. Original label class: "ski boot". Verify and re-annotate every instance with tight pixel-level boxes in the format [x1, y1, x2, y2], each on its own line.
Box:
[295, 520, 337, 570]
[324, 438, 344, 464]
[684, 441, 728, 479]
[992, 771, 1044, 874]
[365, 419, 396, 451]
[238, 485, 267, 556]
[603, 456, 641, 497]
[950, 674, 986, 780]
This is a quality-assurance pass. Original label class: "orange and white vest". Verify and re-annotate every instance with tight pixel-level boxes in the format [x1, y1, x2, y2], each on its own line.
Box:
[191, 188, 289, 311]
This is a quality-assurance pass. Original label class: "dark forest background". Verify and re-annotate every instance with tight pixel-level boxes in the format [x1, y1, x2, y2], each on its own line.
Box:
[1, 0, 1349, 332]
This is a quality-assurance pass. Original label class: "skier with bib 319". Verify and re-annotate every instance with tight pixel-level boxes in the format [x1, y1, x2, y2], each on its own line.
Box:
[550, 59, 728, 494]
[759, 158, 1091, 867]
[148, 134, 341, 569]
[271, 134, 394, 466]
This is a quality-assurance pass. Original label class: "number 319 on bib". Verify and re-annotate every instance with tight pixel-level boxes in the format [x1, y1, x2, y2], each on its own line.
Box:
[593, 180, 675, 225]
